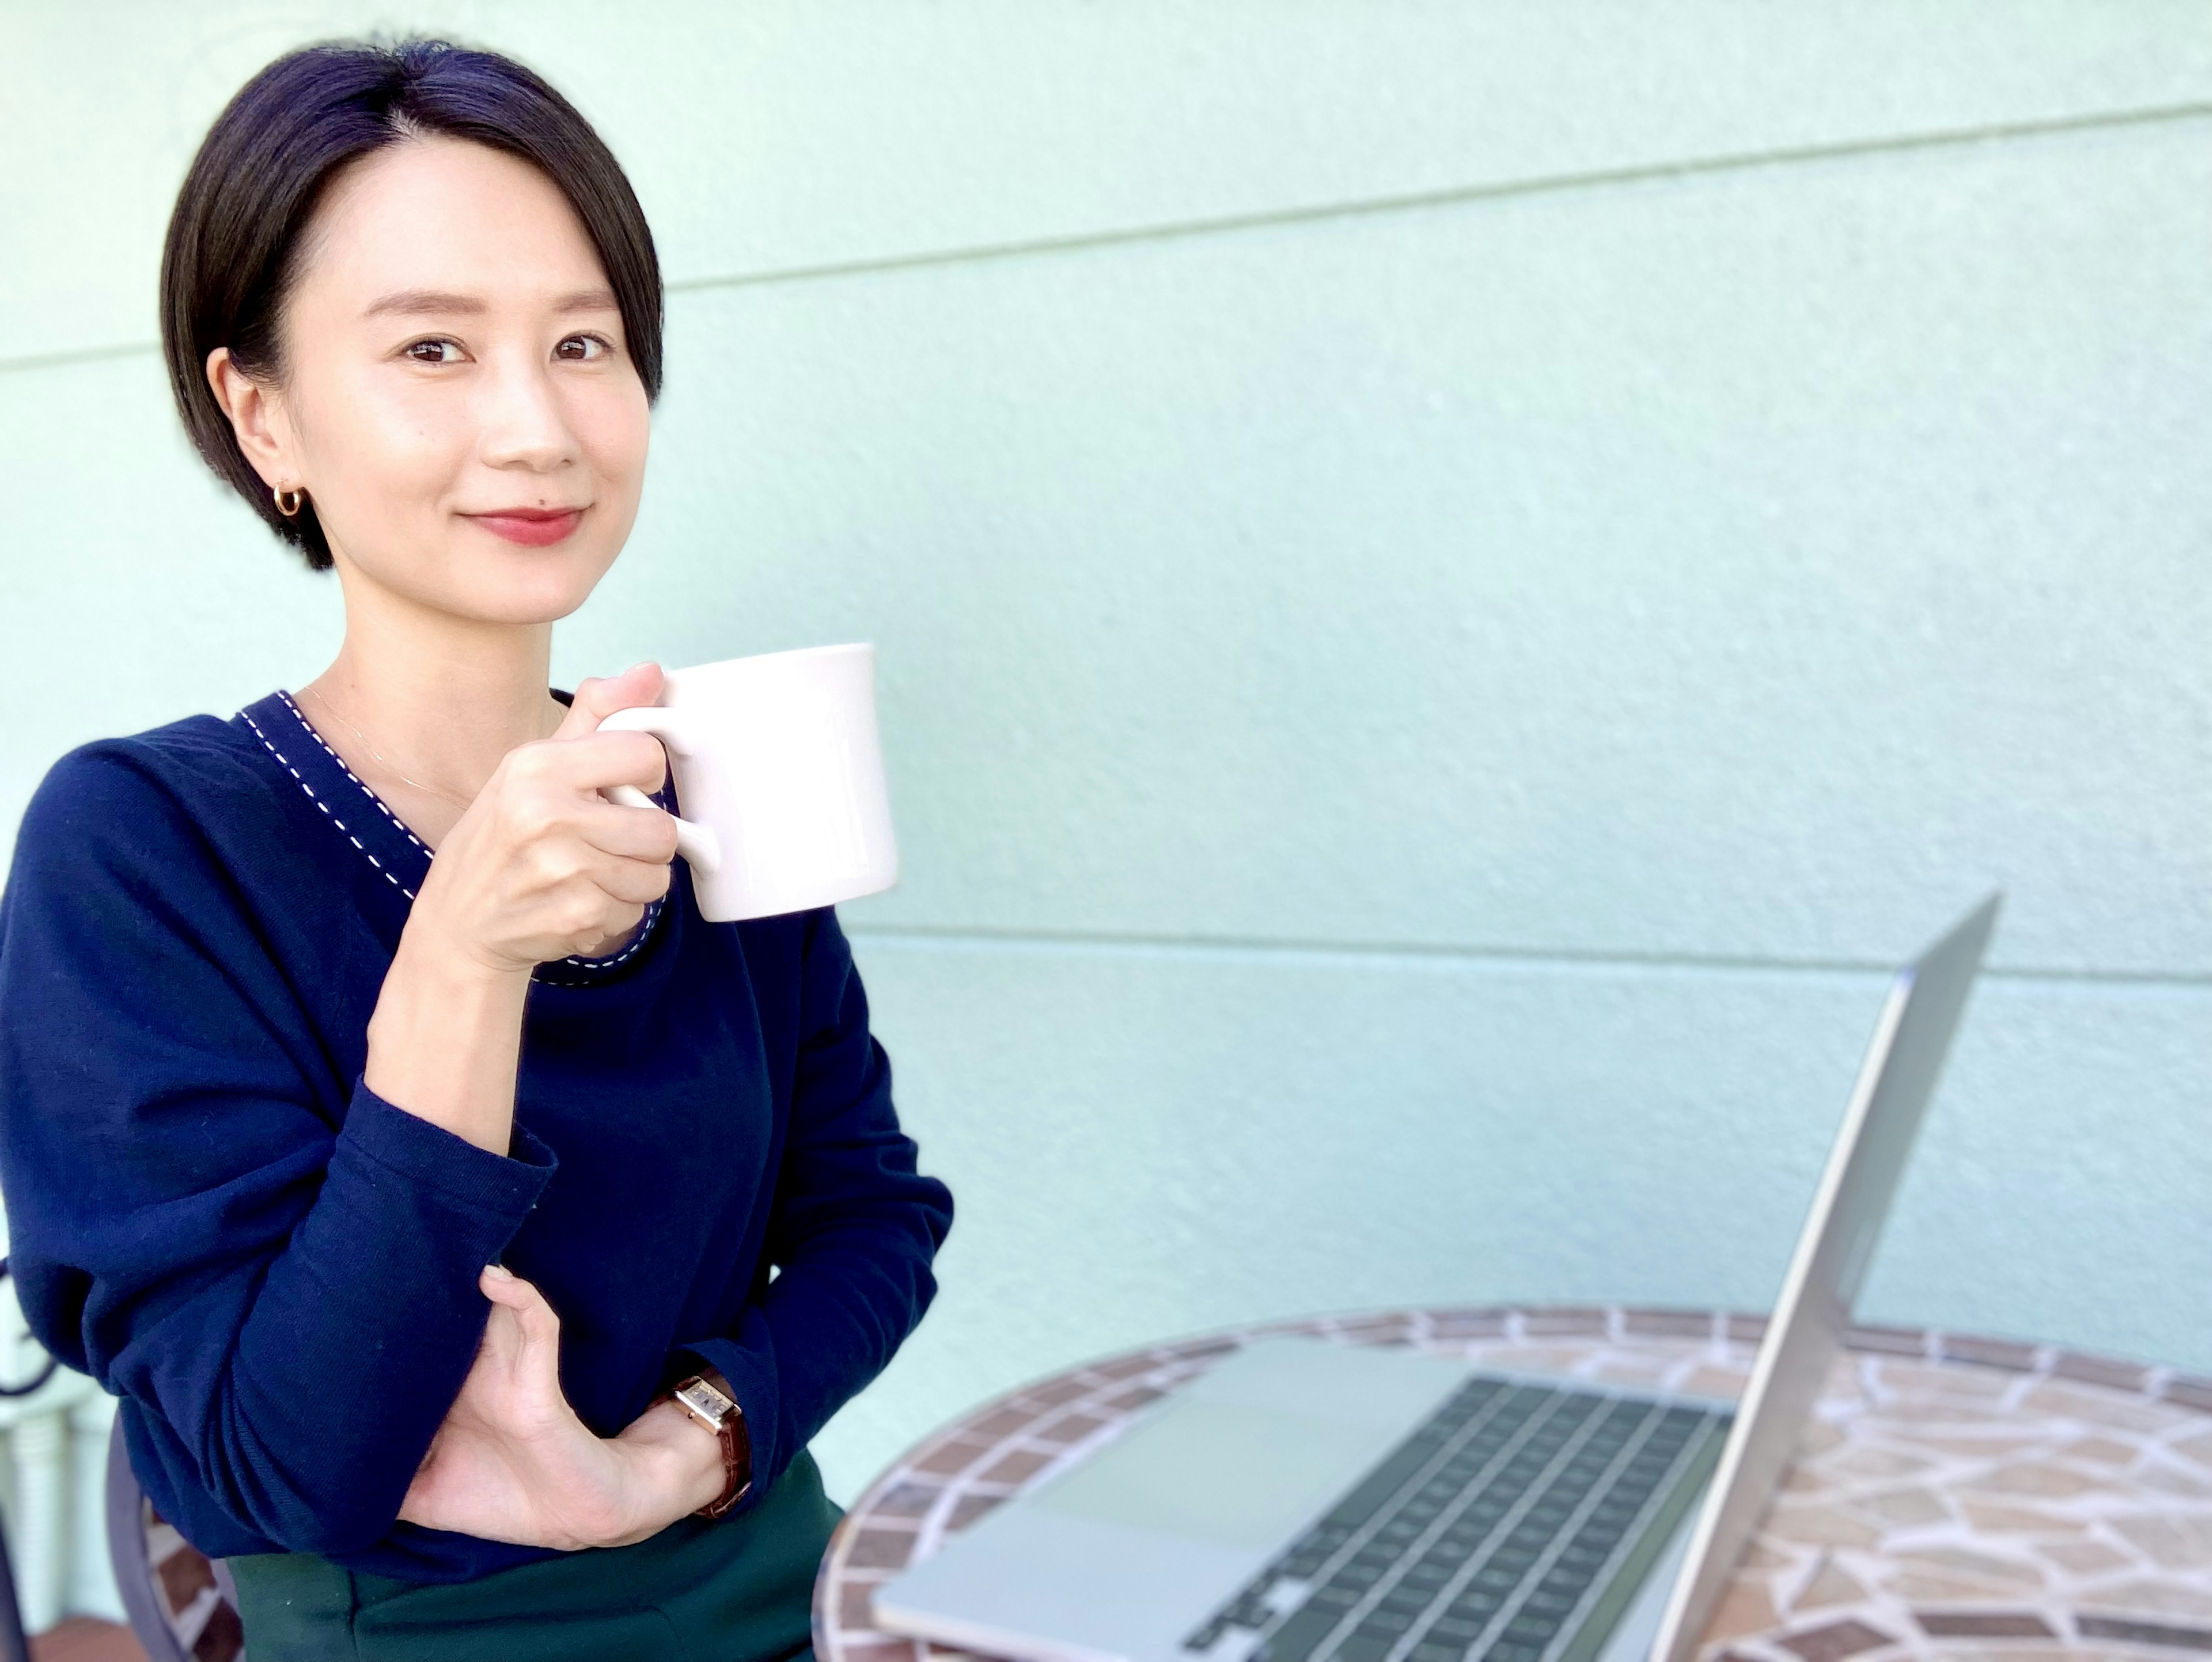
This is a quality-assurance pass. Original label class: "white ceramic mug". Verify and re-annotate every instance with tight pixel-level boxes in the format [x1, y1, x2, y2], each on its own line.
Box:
[599, 643, 899, 922]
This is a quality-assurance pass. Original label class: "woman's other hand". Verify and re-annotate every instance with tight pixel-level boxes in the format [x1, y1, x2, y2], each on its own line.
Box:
[397, 1266, 725, 1551]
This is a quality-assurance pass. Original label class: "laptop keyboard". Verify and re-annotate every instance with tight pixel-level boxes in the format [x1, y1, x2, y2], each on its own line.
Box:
[1180, 1376, 1731, 1662]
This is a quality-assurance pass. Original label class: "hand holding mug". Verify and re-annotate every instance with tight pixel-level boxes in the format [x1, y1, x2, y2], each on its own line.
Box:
[403, 664, 681, 977]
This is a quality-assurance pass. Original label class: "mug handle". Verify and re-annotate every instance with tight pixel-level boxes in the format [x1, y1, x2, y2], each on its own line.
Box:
[596, 706, 724, 875]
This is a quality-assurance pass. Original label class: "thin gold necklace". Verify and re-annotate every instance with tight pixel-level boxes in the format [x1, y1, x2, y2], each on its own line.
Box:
[301, 684, 474, 811]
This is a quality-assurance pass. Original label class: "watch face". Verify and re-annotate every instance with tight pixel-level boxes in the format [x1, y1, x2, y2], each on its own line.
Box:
[676, 1378, 735, 1426]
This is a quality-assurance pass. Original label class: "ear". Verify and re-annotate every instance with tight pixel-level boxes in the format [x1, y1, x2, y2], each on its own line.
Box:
[204, 347, 299, 494]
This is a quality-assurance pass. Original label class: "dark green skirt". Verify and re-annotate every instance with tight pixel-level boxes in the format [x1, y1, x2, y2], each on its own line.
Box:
[229, 1451, 838, 1661]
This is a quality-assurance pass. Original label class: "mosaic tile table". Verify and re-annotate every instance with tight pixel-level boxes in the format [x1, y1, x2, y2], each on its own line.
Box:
[813, 1305, 2212, 1662]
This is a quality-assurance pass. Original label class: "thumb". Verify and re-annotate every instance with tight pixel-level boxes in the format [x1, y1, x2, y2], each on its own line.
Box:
[482, 1266, 563, 1394]
[553, 661, 664, 740]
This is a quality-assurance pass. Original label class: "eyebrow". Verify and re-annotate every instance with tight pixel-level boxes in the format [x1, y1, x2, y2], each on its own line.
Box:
[363, 287, 621, 319]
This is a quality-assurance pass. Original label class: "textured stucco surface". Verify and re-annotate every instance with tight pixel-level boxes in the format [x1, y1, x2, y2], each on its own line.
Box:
[0, 5, 2205, 1505]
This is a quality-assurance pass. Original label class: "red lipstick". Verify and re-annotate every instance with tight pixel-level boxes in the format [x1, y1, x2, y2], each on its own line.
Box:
[468, 507, 584, 547]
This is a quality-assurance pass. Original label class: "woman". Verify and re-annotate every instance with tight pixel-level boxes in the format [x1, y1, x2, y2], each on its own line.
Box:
[0, 38, 952, 1660]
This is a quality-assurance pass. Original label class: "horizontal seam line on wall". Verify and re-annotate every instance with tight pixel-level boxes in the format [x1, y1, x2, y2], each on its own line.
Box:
[662, 97, 2212, 294]
[846, 922, 2212, 989]
[7, 98, 2206, 382]
[0, 339, 159, 377]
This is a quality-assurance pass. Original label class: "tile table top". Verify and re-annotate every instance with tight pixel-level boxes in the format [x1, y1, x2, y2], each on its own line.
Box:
[814, 1305, 2212, 1662]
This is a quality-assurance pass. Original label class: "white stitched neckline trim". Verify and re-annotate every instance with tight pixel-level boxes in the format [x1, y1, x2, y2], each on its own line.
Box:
[242, 706, 418, 902]
[252, 693, 665, 979]
[276, 692, 431, 854]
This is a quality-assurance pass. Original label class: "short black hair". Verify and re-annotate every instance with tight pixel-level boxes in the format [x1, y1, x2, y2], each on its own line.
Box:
[160, 38, 663, 571]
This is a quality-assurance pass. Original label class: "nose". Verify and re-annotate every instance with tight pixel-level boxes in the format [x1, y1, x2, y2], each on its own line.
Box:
[474, 348, 577, 475]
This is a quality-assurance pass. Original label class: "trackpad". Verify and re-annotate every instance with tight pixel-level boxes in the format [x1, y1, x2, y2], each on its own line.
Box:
[1035, 1400, 1385, 1549]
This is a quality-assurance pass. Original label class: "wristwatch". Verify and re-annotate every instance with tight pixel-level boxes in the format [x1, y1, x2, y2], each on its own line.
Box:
[671, 1372, 752, 1519]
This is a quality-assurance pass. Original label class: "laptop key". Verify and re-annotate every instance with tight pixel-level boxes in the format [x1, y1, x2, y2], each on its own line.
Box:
[1251, 1608, 1342, 1662]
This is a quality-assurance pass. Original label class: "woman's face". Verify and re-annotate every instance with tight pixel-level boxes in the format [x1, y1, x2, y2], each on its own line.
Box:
[218, 137, 650, 624]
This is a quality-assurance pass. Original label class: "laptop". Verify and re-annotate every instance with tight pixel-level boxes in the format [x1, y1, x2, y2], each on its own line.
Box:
[875, 895, 2002, 1662]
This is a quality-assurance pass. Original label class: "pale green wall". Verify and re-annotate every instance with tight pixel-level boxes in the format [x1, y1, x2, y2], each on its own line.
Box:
[2, 5, 2208, 1507]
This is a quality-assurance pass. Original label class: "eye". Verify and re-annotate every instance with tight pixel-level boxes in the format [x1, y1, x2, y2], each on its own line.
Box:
[403, 338, 463, 365]
[555, 333, 613, 362]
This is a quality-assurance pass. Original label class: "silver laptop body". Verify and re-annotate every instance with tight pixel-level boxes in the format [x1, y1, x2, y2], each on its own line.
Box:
[877, 896, 2001, 1662]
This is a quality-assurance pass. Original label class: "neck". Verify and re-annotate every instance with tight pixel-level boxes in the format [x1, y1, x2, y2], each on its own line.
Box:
[302, 564, 565, 808]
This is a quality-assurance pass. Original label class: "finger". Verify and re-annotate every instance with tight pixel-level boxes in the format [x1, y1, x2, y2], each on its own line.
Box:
[483, 1266, 565, 1383]
[513, 730, 669, 795]
[499, 1286, 566, 1407]
[575, 855, 673, 911]
[509, 1277, 560, 1347]
[537, 845, 669, 911]
[478, 1301, 521, 1375]
[478, 1267, 531, 1364]
[575, 801, 681, 864]
[480, 1263, 527, 1304]
[482, 1265, 559, 1330]
[480, 1263, 557, 1316]
[552, 662, 664, 741]
[524, 865, 657, 953]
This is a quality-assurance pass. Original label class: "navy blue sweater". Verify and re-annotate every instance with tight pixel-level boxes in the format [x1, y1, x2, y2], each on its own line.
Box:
[0, 692, 952, 1582]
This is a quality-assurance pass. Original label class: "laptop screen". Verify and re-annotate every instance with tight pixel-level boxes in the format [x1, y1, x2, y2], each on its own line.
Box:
[1647, 894, 2001, 1662]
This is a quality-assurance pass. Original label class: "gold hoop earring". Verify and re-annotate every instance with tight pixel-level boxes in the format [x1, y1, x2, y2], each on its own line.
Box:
[274, 484, 304, 518]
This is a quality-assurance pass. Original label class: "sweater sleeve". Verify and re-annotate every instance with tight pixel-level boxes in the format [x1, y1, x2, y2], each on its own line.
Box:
[678, 909, 953, 1504]
[0, 746, 554, 1555]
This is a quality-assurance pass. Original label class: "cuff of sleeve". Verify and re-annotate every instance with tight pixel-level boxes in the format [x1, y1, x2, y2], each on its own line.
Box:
[677, 1334, 781, 1514]
[339, 1078, 557, 1218]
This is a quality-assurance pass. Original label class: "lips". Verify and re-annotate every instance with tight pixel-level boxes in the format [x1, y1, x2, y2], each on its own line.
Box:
[467, 507, 585, 547]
